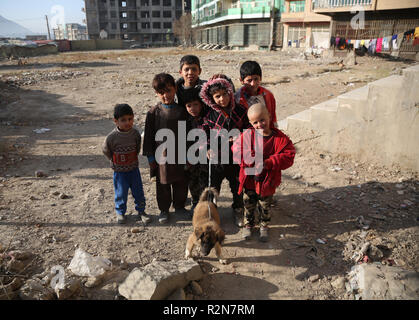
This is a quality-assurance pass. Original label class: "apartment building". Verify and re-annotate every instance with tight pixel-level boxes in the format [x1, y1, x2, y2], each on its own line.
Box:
[281, 0, 331, 49]
[312, 0, 419, 59]
[84, 0, 190, 44]
[192, 0, 286, 49]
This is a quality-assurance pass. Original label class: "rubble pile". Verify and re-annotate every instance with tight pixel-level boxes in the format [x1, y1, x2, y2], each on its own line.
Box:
[2, 70, 89, 87]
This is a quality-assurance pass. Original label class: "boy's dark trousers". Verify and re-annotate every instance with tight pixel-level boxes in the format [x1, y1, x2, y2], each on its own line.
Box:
[210, 163, 243, 209]
[113, 168, 146, 216]
[186, 164, 208, 206]
[156, 177, 188, 212]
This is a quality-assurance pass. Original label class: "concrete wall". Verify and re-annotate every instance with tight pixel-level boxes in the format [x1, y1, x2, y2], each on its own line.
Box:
[376, 0, 419, 10]
[95, 39, 123, 50]
[0, 45, 58, 58]
[71, 40, 97, 51]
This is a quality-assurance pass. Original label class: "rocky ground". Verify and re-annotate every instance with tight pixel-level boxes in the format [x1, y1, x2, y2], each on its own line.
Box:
[0, 47, 418, 300]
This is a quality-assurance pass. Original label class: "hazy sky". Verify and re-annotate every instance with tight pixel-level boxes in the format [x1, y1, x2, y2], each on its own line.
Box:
[0, 0, 85, 34]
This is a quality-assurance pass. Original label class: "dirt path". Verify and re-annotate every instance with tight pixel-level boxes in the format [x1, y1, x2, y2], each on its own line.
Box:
[0, 48, 418, 300]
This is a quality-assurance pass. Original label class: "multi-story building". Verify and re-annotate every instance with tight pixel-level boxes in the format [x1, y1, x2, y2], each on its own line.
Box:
[312, 0, 419, 59]
[281, 0, 331, 49]
[84, 0, 190, 45]
[192, 0, 286, 49]
[53, 23, 88, 40]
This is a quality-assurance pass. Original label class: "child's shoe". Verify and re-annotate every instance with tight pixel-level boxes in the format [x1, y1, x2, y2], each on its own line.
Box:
[259, 226, 269, 242]
[242, 225, 252, 240]
[137, 212, 152, 225]
[158, 211, 169, 224]
[116, 214, 126, 224]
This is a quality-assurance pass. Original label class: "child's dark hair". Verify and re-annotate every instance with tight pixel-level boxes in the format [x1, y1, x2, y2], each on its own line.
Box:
[183, 87, 203, 105]
[240, 60, 262, 80]
[114, 103, 133, 119]
[180, 55, 201, 70]
[208, 83, 228, 97]
[152, 73, 176, 93]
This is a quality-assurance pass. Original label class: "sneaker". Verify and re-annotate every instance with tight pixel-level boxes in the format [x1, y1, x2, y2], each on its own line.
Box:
[116, 214, 126, 224]
[259, 226, 269, 242]
[242, 225, 252, 240]
[137, 212, 151, 225]
[158, 211, 169, 224]
[233, 208, 244, 228]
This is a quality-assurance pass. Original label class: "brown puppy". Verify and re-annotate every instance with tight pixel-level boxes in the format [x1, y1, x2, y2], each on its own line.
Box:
[185, 187, 227, 264]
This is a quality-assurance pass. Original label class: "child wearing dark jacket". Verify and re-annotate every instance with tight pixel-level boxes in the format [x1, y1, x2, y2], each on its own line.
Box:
[200, 74, 249, 227]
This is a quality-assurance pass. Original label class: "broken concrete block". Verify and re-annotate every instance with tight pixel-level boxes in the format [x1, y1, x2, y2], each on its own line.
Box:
[68, 248, 112, 277]
[118, 259, 203, 300]
[347, 264, 419, 300]
[55, 279, 82, 300]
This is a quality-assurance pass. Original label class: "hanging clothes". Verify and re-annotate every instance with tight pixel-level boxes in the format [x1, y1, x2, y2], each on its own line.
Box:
[392, 34, 398, 50]
[355, 40, 361, 49]
[396, 32, 404, 49]
[368, 39, 377, 55]
[376, 38, 383, 53]
[382, 37, 390, 51]
[414, 27, 419, 46]
[360, 40, 365, 46]
[364, 39, 370, 48]
[330, 36, 336, 48]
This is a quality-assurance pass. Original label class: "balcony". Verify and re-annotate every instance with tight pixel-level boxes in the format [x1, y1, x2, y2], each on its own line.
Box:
[312, 0, 372, 10]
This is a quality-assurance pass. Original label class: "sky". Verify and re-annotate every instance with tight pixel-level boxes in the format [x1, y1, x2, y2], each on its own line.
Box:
[0, 0, 86, 34]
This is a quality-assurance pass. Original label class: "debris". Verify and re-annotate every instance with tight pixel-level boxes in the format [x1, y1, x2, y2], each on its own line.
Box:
[68, 248, 112, 277]
[308, 274, 320, 282]
[118, 259, 203, 300]
[59, 193, 70, 199]
[316, 238, 327, 245]
[33, 128, 51, 134]
[35, 170, 47, 178]
[331, 277, 346, 290]
[292, 173, 303, 180]
[329, 166, 343, 172]
[130, 227, 142, 234]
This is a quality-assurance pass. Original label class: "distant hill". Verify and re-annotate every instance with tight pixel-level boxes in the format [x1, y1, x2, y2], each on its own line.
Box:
[0, 14, 36, 38]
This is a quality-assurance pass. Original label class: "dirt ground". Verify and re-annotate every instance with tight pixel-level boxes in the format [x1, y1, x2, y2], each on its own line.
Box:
[0, 47, 418, 300]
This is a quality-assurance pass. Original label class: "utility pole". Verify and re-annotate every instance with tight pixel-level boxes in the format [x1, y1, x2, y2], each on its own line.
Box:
[45, 15, 51, 40]
[268, 0, 275, 51]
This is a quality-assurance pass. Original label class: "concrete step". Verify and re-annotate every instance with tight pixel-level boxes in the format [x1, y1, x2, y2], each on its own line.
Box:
[367, 75, 404, 117]
[337, 85, 369, 124]
[277, 118, 288, 131]
[286, 108, 312, 131]
[310, 98, 338, 133]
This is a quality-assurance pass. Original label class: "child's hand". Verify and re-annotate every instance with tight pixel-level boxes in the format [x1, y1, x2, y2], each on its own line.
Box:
[207, 149, 215, 160]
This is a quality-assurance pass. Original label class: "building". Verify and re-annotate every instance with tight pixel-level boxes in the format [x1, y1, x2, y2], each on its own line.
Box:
[312, 0, 419, 59]
[191, 0, 286, 49]
[281, 0, 331, 49]
[53, 23, 88, 40]
[84, 0, 190, 45]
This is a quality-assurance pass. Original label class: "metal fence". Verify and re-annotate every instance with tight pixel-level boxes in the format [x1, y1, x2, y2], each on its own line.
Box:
[313, 0, 372, 9]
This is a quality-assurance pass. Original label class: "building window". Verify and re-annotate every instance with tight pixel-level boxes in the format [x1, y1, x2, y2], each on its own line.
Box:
[123, 23, 128, 29]
[141, 11, 149, 18]
[152, 11, 160, 18]
[110, 0, 115, 6]
[122, 12, 127, 18]
[112, 23, 117, 29]
[142, 22, 150, 29]
[152, 0, 160, 5]
[163, 0, 171, 6]
[121, 1, 127, 7]
[111, 11, 116, 18]
[163, 11, 171, 18]
[124, 34, 128, 39]
[153, 22, 161, 29]
[141, 0, 149, 5]
[163, 22, 171, 29]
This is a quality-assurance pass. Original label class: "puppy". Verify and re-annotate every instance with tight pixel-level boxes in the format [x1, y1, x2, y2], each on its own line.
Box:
[185, 187, 227, 264]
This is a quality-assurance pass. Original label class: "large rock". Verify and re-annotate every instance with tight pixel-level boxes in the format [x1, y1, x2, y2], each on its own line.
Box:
[118, 259, 203, 300]
[347, 264, 419, 300]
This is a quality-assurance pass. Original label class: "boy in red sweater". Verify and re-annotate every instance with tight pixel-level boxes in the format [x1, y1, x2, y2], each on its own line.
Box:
[232, 103, 295, 241]
[235, 60, 278, 129]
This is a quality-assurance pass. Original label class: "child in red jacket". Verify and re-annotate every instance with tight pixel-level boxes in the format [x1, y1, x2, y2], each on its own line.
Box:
[232, 103, 295, 241]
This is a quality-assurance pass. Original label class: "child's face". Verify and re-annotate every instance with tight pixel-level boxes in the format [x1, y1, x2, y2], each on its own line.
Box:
[212, 89, 230, 108]
[156, 85, 176, 105]
[248, 110, 271, 135]
[241, 75, 261, 95]
[185, 100, 203, 118]
[179, 63, 201, 86]
[114, 114, 134, 132]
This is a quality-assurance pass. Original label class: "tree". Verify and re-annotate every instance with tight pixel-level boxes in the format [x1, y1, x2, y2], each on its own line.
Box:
[173, 13, 192, 46]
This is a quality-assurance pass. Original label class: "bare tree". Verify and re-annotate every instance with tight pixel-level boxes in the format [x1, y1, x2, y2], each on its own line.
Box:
[173, 13, 192, 46]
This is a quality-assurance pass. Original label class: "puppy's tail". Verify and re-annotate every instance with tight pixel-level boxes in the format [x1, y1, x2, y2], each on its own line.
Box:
[199, 187, 218, 204]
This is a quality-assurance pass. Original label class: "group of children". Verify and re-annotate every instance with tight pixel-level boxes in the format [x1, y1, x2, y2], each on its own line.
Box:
[102, 55, 296, 242]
